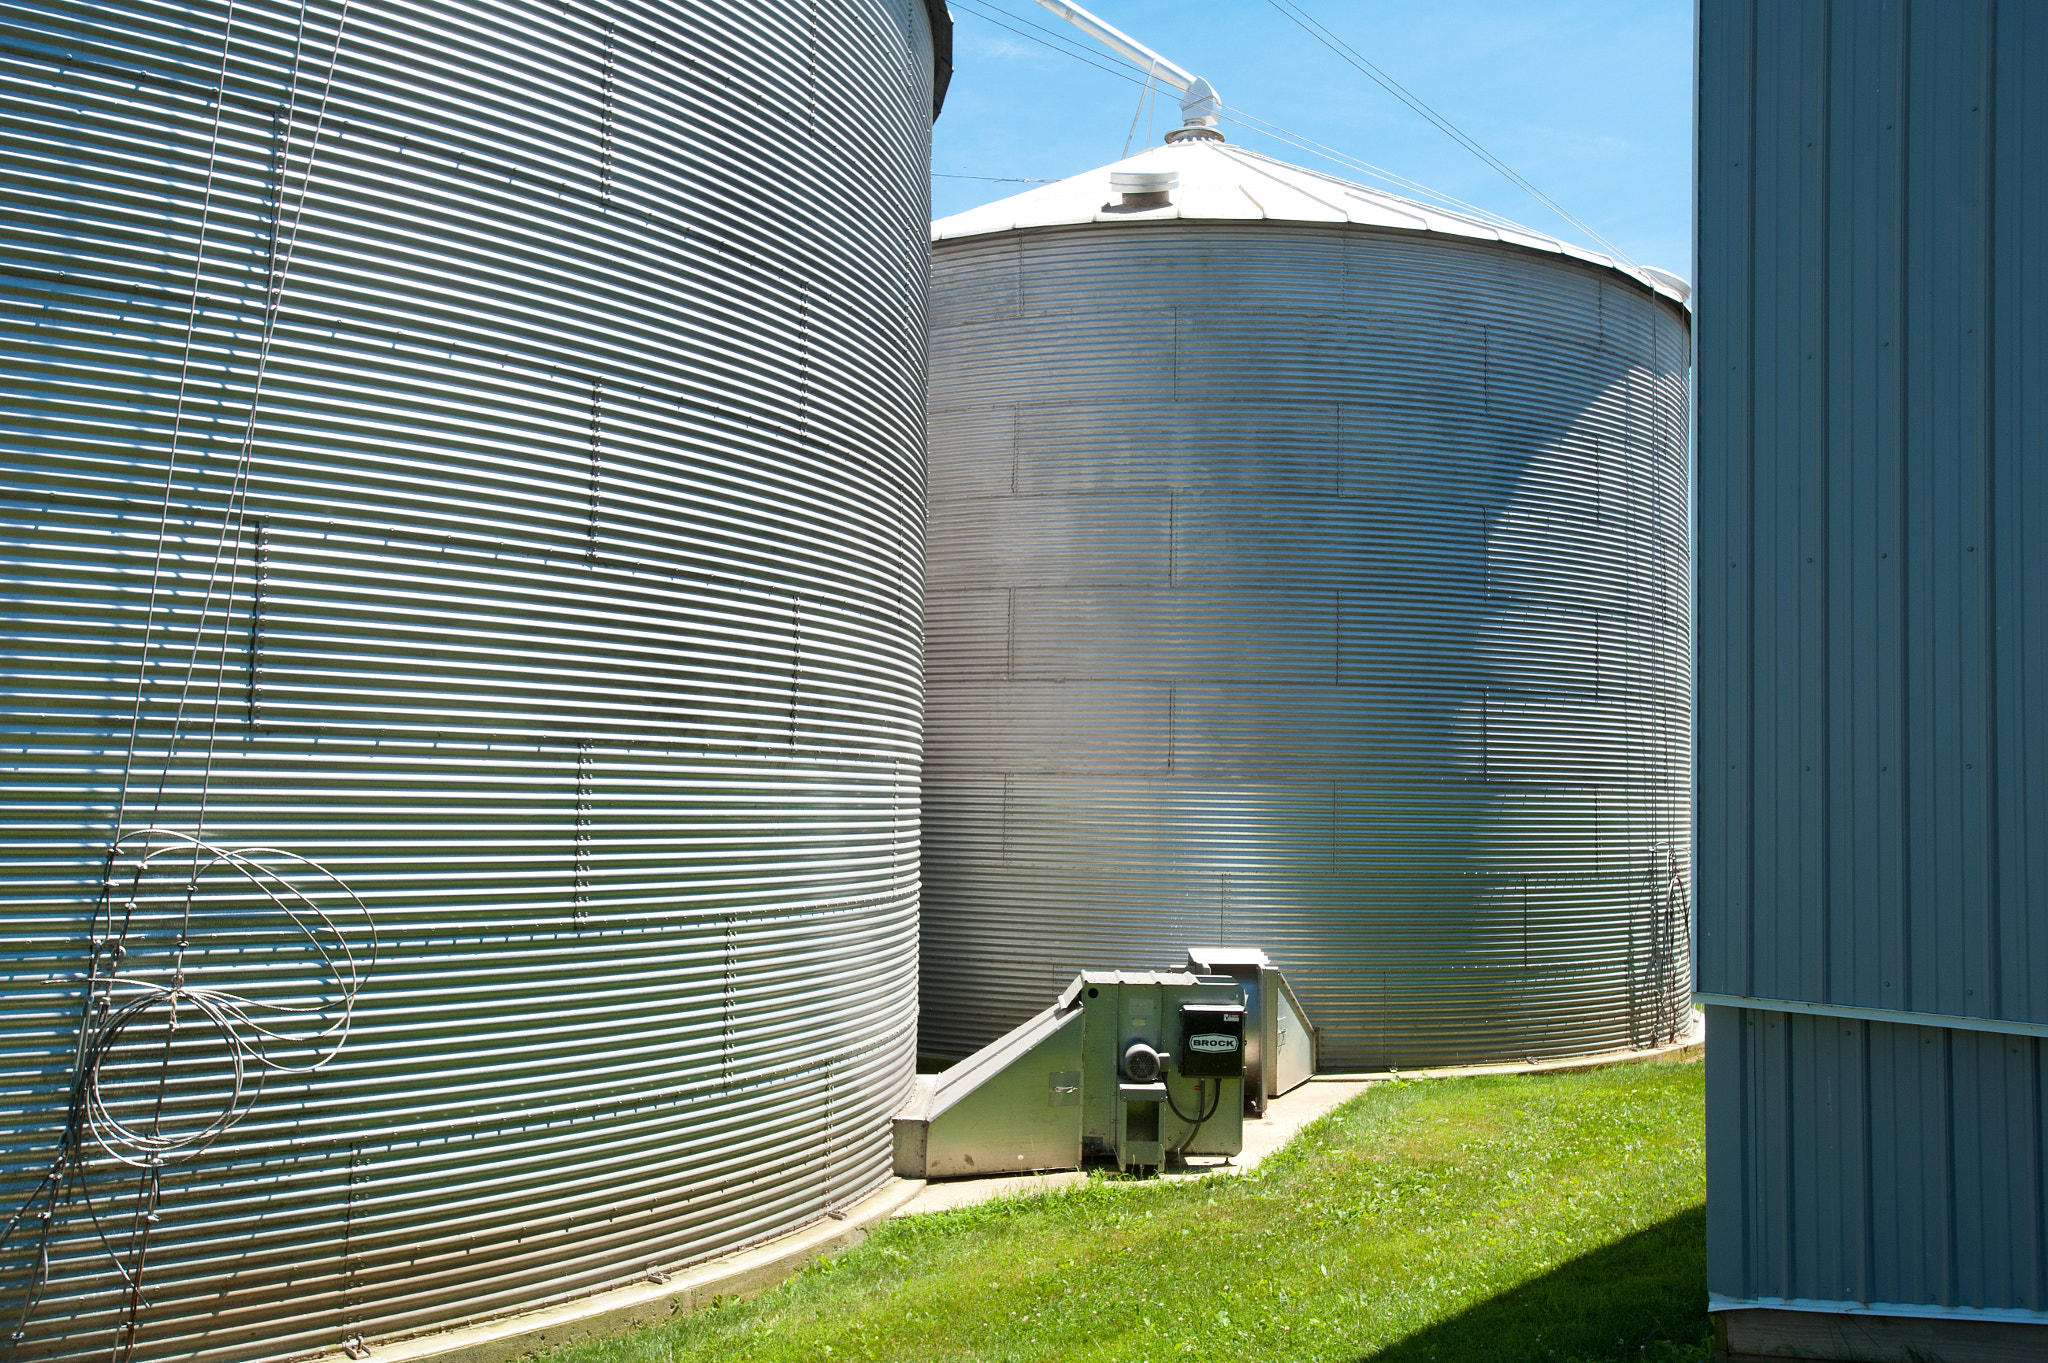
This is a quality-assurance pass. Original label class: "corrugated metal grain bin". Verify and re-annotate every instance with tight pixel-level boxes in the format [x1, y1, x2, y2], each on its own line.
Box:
[1697, 0, 2048, 1352]
[0, 1, 946, 1359]
[921, 140, 1694, 1069]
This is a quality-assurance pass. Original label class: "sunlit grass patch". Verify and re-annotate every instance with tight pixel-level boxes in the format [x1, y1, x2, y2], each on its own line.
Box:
[546, 1059, 1708, 1363]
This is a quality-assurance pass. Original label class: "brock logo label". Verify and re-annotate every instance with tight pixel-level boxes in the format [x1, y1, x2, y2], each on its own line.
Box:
[1189, 1033, 1239, 1054]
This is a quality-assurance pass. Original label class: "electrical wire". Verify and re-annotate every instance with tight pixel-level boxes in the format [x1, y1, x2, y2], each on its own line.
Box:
[1, 2, 375, 1355]
[143, 0, 350, 846]
[1121, 69, 1153, 159]
[1262, 0, 1636, 265]
[954, 0, 1155, 79]
[952, 0, 1637, 266]
[1163, 1071, 1223, 1146]
[186, 0, 354, 844]
[1215, 104, 1537, 231]
[949, 0, 1154, 91]
[3, 832, 375, 1356]
[107, 0, 244, 868]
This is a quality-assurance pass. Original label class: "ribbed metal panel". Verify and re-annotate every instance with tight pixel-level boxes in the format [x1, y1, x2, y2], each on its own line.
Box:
[1697, 0, 2048, 1323]
[1705, 1005, 2048, 1318]
[0, 1, 933, 1359]
[921, 219, 1692, 1069]
[1697, 0, 2048, 1032]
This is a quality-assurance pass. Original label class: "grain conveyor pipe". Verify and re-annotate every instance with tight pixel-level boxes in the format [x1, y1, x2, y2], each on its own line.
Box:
[1028, 0, 1224, 135]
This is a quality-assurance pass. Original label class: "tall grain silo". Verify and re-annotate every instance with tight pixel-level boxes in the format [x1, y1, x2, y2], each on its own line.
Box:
[0, 1, 945, 1359]
[922, 138, 1692, 1069]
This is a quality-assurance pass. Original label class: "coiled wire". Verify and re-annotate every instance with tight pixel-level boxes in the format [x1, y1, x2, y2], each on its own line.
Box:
[1, 0, 369, 1350]
[2, 831, 375, 1359]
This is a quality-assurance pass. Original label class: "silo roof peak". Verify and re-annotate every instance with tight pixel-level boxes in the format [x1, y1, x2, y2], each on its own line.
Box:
[932, 140, 1689, 306]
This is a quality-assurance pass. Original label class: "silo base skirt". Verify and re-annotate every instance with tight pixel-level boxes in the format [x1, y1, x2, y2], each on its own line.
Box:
[300, 1180, 925, 1363]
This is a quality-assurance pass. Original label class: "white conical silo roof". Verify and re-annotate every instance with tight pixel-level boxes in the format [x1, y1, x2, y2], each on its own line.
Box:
[933, 138, 1690, 307]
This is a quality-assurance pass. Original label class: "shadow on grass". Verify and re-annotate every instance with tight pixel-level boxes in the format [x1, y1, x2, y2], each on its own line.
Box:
[1364, 1204, 1709, 1363]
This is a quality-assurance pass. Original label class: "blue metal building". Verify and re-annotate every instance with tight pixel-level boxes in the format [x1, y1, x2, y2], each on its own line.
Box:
[1697, 1, 2048, 1357]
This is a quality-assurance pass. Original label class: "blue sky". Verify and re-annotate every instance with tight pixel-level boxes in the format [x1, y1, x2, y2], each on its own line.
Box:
[930, 0, 1695, 278]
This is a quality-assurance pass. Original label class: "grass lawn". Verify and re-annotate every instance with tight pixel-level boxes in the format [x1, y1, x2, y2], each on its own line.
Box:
[548, 1059, 1707, 1363]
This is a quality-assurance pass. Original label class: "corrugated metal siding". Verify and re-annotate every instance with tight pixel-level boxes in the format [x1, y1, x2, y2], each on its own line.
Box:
[1697, 0, 2048, 1027]
[1705, 1005, 2048, 1315]
[0, 1, 932, 1360]
[921, 220, 1693, 1069]
[1697, 0, 2048, 1320]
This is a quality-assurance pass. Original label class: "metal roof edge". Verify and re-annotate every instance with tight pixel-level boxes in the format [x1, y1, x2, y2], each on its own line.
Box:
[924, 0, 953, 120]
[1693, 991, 2048, 1039]
[1709, 1294, 2048, 1326]
[931, 212, 1693, 315]
[931, 141, 1690, 309]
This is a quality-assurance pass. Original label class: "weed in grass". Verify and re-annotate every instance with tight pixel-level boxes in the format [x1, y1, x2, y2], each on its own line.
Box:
[542, 1060, 1707, 1363]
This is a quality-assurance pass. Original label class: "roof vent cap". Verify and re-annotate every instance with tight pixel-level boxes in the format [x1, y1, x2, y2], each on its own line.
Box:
[1110, 168, 1178, 208]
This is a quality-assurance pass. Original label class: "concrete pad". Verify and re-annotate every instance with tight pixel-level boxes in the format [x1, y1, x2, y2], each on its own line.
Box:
[894, 1073, 1379, 1215]
[897, 1168, 1089, 1215]
[1236, 1078, 1375, 1169]
[892, 1021, 1706, 1217]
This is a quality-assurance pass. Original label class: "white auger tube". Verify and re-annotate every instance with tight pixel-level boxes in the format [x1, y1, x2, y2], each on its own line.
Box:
[1029, 0, 1222, 128]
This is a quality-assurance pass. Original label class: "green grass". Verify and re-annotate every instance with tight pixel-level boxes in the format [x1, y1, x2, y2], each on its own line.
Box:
[549, 1060, 1708, 1363]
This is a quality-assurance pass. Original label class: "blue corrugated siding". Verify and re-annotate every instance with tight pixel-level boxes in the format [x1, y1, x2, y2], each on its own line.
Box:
[1698, 0, 2048, 1027]
[1707, 1005, 2048, 1311]
[1699, 0, 2048, 1321]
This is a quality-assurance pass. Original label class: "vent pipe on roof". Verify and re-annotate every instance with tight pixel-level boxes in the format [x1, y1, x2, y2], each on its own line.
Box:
[1110, 168, 1179, 208]
[1030, 0, 1225, 143]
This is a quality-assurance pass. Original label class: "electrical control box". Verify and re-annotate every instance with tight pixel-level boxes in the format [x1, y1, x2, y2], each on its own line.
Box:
[895, 951, 1315, 1181]
[1177, 1002, 1245, 1078]
[1063, 969, 1246, 1171]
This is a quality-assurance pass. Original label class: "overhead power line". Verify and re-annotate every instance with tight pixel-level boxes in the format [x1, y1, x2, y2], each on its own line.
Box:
[1217, 104, 1536, 232]
[950, 0, 1153, 90]
[1122, 71, 1156, 159]
[953, 1, 1514, 223]
[949, 0, 1632, 265]
[1262, 0, 1635, 265]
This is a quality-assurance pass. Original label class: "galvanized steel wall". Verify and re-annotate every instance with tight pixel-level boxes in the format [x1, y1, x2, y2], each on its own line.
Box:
[0, 0, 935, 1359]
[921, 220, 1693, 1068]
[1697, 0, 2048, 1321]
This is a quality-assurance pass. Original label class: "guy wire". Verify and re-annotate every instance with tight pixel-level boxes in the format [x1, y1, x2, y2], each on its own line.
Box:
[105, 0, 245, 859]
[2, 3, 373, 1357]
[108, 6, 326, 1351]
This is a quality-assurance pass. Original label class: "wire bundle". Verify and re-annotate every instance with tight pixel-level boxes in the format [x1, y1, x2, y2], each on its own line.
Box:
[2, 831, 375, 1359]
[0, 0, 370, 1352]
[944, 0, 1632, 263]
[2, 6, 364, 1343]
